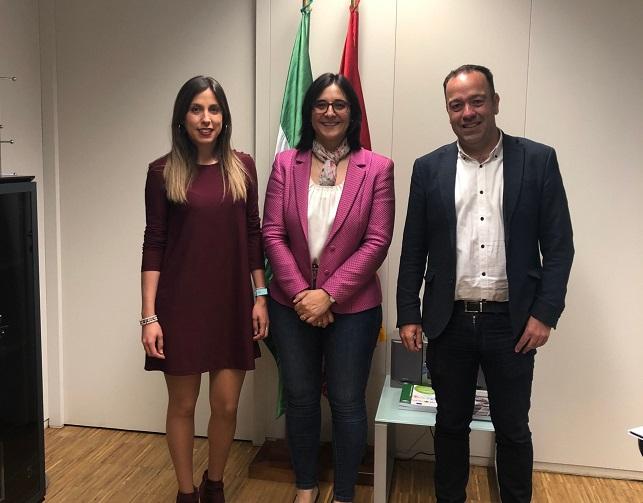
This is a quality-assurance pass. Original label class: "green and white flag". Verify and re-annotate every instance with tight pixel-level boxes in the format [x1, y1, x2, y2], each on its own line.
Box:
[265, 1, 313, 419]
[274, 2, 313, 156]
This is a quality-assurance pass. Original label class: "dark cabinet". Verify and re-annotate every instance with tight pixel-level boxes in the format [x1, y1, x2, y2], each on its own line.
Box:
[0, 176, 45, 503]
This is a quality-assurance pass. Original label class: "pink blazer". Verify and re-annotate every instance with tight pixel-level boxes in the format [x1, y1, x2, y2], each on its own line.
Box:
[263, 148, 395, 314]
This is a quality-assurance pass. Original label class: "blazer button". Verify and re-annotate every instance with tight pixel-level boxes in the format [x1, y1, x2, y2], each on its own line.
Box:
[330, 245, 336, 252]
[324, 270, 330, 275]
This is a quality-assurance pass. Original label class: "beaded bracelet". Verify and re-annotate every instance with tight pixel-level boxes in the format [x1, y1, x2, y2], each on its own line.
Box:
[139, 314, 158, 326]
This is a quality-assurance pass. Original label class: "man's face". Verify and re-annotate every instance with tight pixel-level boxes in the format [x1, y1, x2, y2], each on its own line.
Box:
[445, 71, 500, 155]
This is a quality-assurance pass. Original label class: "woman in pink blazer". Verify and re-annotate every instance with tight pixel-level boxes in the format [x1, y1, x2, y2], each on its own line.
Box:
[263, 73, 394, 503]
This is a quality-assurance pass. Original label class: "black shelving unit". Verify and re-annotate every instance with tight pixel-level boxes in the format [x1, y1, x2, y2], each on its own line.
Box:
[0, 176, 45, 503]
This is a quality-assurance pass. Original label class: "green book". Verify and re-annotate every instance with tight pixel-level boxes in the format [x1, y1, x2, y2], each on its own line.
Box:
[398, 382, 438, 412]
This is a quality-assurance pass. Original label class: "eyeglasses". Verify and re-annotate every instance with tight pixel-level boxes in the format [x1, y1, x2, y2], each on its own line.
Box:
[313, 100, 350, 114]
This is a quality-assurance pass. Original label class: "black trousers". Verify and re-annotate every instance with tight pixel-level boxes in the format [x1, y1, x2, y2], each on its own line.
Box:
[427, 310, 535, 503]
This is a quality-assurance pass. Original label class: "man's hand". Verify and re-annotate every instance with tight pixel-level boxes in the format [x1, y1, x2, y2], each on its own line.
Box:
[515, 316, 551, 353]
[399, 323, 423, 352]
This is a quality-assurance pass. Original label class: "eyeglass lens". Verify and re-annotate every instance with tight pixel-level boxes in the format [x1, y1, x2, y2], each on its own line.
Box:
[314, 100, 349, 113]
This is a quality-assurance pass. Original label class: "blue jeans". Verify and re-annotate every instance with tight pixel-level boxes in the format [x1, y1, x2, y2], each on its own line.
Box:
[269, 299, 382, 502]
[427, 310, 535, 503]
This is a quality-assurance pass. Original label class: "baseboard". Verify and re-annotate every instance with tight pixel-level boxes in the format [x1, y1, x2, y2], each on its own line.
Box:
[44, 418, 64, 429]
[532, 461, 643, 481]
[393, 451, 643, 481]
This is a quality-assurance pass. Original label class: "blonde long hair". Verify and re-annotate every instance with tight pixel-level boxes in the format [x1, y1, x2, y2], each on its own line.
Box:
[164, 76, 247, 203]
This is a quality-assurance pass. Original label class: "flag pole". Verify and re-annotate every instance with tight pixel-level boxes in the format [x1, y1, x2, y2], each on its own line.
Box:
[267, 0, 314, 417]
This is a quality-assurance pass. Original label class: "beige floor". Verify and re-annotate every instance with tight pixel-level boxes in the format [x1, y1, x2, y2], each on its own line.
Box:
[44, 426, 643, 502]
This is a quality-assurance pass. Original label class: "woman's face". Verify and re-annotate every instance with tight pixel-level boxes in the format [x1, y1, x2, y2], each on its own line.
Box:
[311, 84, 350, 149]
[184, 88, 223, 152]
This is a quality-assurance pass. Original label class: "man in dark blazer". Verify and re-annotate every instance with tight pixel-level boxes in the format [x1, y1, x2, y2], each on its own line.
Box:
[396, 64, 574, 503]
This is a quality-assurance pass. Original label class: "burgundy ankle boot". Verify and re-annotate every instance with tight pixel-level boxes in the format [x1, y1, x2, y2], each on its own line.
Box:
[176, 486, 199, 503]
[199, 470, 225, 503]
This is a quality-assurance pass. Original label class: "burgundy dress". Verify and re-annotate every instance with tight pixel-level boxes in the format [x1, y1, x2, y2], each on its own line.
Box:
[142, 152, 262, 375]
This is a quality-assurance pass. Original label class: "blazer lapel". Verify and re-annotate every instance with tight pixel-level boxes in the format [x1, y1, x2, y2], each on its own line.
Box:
[502, 134, 524, 236]
[439, 143, 458, 250]
[294, 150, 312, 240]
[325, 148, 368, 244]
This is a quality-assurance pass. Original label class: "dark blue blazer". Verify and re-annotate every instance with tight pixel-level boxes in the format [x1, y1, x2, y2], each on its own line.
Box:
[396, 134, 574, 339]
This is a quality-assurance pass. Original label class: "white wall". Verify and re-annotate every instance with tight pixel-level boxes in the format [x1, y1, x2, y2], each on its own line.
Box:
[389, 0, 532, 464]
[254, 0, 398, 444]
[0, 0, 49, 420]
[258, 0, 643, 476]
[525, 0, 643, 473]
[42, 0, 258, 437]
[3, 0, 636, 478]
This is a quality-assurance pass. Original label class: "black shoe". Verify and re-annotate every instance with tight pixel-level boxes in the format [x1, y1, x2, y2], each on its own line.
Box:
[176, 486, 199, 503]
[199, 470, 224, 503]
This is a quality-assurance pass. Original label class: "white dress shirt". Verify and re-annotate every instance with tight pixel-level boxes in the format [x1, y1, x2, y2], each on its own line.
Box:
[307, 180, 344, 263]
[454, 133, 508, 302]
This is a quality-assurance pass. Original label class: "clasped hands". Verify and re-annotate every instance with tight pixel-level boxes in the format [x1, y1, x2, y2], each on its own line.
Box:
[293, 289, 334, 328]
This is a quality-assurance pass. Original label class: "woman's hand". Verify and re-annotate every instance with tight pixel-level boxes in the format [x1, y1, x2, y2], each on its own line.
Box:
[293, 289, 333, 323]
[252, 297, 269, 340]
[309, 309, 335, 328]
[142, 322, 165, 359]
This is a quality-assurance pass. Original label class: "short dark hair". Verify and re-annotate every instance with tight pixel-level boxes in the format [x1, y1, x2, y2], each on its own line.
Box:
[443, 64, 496, 97]
[296, 73, 362, 152]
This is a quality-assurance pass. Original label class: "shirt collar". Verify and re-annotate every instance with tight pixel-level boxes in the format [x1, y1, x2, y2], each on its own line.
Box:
[457, 129, 504, 164]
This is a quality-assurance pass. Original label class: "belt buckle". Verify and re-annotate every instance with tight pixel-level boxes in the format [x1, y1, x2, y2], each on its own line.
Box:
[464, 300, 484, 313]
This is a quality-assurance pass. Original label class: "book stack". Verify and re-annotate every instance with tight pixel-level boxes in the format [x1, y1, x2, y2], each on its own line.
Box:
[398, 383, 437, 412]
[398, 383, 491, 421]
[472, 389, 490, 420]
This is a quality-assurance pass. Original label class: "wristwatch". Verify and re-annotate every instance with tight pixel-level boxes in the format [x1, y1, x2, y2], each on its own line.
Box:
[255, 287, 269, 297]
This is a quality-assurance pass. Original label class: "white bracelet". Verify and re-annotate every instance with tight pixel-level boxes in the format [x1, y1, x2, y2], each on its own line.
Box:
[255, 287, 269, 297]
[140, 314, 158, 326]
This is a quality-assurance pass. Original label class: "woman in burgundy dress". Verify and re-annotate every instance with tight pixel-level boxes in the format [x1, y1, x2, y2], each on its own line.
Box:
[141, 76, 268, 503]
